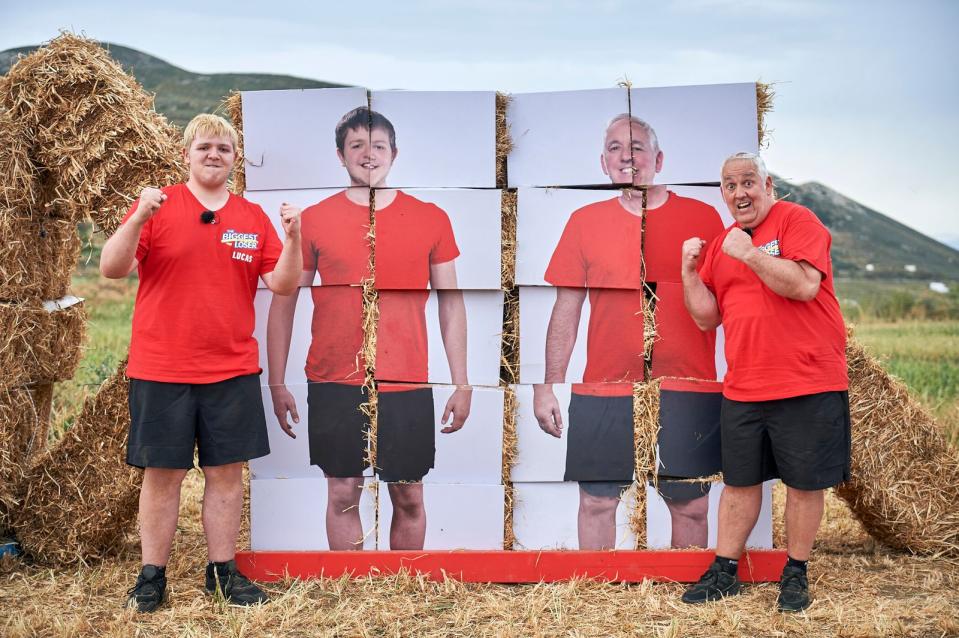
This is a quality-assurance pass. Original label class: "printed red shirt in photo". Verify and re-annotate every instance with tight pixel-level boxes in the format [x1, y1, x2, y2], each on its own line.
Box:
[544, 193, 723, 396]
[300, 190, 459, 389]
[698, 199, 848, 401]
[123, 183, 282, 383]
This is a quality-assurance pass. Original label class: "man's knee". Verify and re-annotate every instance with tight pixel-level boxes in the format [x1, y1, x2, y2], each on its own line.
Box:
[327, 478, 364, 511]
[785, 485, 824, 502]
[578, 490, 619, 517]
[388, 483, 424, 515]
[668, 494, 709, 524]
[142, 467, 189, 492]
[201, 462, 244, 495]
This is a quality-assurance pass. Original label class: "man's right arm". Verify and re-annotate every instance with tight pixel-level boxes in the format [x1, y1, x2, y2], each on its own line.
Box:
[681, 237, 721, 331]
[99, 187, 166, 278]
[533, 286, 587, 437]
[266, 269, 313, 438]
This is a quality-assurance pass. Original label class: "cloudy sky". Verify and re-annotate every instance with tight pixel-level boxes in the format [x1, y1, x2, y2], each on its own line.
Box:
[3, 0, 957, 246]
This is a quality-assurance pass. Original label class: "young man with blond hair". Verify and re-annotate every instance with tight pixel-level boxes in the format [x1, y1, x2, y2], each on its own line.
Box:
[101, 113, 303, 611]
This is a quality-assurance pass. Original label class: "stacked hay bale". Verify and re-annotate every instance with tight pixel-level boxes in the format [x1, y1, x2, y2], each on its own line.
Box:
[0, 33, 182, 562]
[837, 336, 959, 556]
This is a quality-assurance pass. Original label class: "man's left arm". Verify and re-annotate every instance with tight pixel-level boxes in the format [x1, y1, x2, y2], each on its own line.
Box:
[431, 260, 471, 433]
[722, 228, 821, 301]
[262, 203, 302, 295]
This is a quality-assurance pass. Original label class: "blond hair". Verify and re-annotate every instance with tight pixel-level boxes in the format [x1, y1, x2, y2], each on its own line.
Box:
[182, 113, 239, 151]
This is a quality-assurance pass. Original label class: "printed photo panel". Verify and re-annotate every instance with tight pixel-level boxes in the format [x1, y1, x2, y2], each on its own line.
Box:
[369, 91, 496, 188]
[251, 383, 373, 480]
[374, 383, 503, 485]
[250, 477, 377, 551]
[375, 289, 503, 387]
[254, 286, 366, 387]
[376, 483, 505, 550]
[655, 378, 723, 479]
[516, 188, 643, 290]
[373, 188, 501, 291]
[246, 187, 371, 289]
[512, 383, 635, 483]
[507, 88, 631, 188]
[645, 479, 774, 550]
[241, 88, 370, 191]
[512, 482, 638, 550]
[518, 286, 645, 386]
[627, 83, 758, 186]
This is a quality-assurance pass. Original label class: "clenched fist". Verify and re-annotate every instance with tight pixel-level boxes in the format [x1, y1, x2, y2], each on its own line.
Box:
[681, 237, 707, 276]
[721, 228, 755, 262]
[132, 187, 166, 224]
[279, 202, 301, 239]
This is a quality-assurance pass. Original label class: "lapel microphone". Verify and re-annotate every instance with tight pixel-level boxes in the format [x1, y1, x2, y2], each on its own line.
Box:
[200, 210, 216, 224]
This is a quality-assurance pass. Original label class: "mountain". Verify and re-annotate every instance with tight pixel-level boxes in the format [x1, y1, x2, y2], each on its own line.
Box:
[774, 176, 959, 280]
[3, 42, 959, 281]
[0, 42, 346, 126]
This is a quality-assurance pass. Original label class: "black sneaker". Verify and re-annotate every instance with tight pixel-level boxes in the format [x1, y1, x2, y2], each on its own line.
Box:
[681, 562, 742, 604]
[205, 560, 269, 606]
[777, 565, 810, 612]
[126, 564, 167, 612]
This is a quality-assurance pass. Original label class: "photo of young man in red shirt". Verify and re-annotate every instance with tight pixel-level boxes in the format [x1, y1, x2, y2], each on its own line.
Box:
[266, 107, 471, 551]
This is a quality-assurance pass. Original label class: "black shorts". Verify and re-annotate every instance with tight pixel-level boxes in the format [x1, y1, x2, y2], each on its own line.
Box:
[721, 391, 851, 490]
[306, 382, 370, 478]
[657, 388, 723, 479]
[307, 383, 435, 482]
[127, 374, 270, 469]
[564, 393, 634, 484]
[654, 478, 712, 503]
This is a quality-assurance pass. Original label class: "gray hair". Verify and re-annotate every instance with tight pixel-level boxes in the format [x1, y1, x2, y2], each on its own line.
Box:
[722, 152, 769, 182]
[605, 113, 660, 153]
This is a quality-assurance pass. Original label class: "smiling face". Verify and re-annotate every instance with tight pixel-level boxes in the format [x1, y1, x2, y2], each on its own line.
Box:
[336, 125, 396, 188]
[721, 158, 775, 229]
[183, 133, 235, 189]
[600, 119, 663, 186]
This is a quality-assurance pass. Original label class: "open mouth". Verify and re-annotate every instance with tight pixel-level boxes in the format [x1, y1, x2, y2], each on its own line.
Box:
[736, 201, 751, 211]
[361, 162, 380, 170]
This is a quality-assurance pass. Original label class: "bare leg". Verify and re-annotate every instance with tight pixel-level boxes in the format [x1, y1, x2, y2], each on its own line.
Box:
[715, 484, 763, 559]
[325, 476, 366, 550]
[139, 467, 189, 566]
[388, 483, 426, 550]
[201, 462, 245, 562]
[577, 486, 619, 550]
[784, 486, 824, 561]
[666, 494, 710, 548]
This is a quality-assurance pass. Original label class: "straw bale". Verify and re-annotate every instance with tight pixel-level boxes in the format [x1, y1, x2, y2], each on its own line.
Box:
[494, 92, 513, 189]
[756, 82, 775, 150]
[501, 386, 517, 549]
[0, 107, 39, 210]
[500, 190, 517, 290]
[361, 189, 378, 470]
[0, 384, 52, 534]
[633, 379, 662, 482]
[629, 479, 648, 549]
[836, 336, 959, 556]
[0, 33, 183, 232]
[223, 91, 246, 195]
[13, 363, 140, 565]
[500, 288, 520, 385]
[0, 212, 79, 301]
[0, 299, 86, 390]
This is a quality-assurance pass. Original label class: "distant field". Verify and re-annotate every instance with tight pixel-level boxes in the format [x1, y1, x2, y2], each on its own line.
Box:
[836, 277, 959, 321]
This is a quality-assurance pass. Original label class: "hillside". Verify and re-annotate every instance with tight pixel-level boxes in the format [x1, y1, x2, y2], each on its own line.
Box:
[3, 41, 959, 281]
[775, 176, 959, 280]
[0, 42, 346, 126]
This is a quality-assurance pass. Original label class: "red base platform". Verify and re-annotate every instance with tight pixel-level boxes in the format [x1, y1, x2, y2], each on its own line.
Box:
[236, 549, 787, 583]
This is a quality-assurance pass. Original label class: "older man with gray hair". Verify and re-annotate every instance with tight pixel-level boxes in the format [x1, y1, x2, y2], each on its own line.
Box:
[680, 152, 849, 612]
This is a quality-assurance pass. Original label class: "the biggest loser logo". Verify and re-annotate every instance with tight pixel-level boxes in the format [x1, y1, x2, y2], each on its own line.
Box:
[221, 229, 259, 250]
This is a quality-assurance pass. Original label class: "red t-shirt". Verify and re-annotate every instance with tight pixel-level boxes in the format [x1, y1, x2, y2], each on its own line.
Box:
[698, 200, 848, 401]
[544, 193, 723, 396]
[124, 183, 282, 383]
[299, 190, 459, 387]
